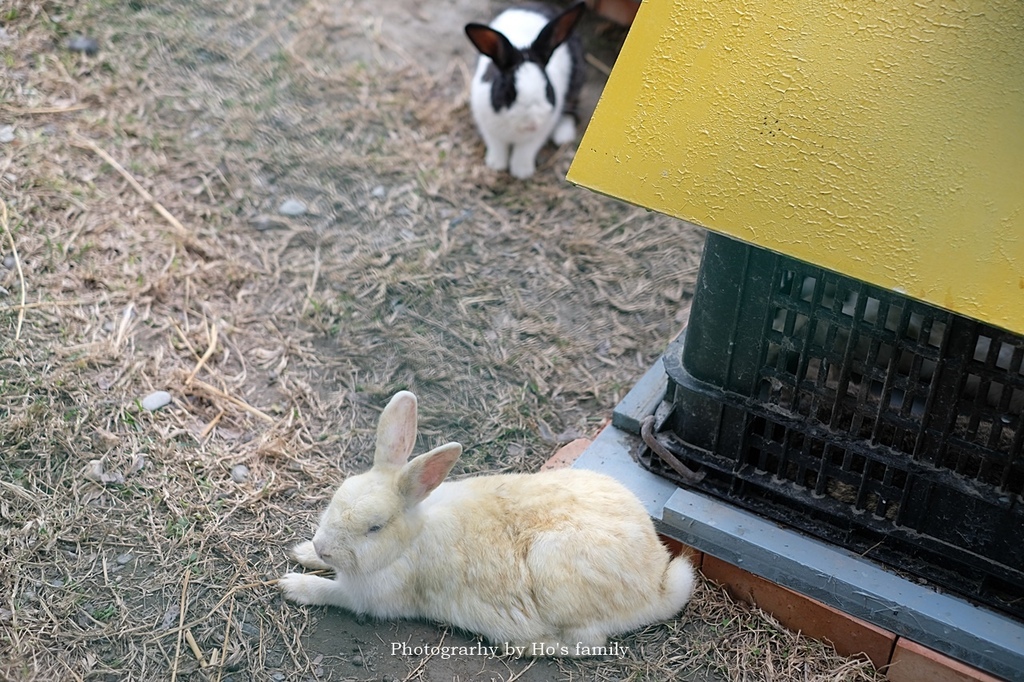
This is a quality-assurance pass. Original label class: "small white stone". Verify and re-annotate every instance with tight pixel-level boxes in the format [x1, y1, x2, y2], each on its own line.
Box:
[141, 391, 172, 411]
[66, 35, 99, 55]
[230, 464, 250, 483]
[278, 199, 307, 216]
[0, 125, 14, 144]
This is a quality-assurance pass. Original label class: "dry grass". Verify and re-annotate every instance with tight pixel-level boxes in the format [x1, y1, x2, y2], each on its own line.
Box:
[556, 577, 884, 682]
[1, 0, 884, 680]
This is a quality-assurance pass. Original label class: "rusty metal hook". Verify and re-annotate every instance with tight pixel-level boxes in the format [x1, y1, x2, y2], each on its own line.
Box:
[640, 415, 706, 484]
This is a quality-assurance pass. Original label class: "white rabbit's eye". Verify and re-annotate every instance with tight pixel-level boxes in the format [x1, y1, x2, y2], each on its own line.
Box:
[367, 523, 384, 534]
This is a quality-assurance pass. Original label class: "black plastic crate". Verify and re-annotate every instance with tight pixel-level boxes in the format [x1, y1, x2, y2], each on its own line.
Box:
[641, 232, 1024, 620]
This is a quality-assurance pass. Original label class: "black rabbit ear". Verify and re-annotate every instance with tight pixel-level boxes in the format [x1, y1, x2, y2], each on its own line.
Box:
[465, 24, 523, 72]
[530, 1, 586, 66]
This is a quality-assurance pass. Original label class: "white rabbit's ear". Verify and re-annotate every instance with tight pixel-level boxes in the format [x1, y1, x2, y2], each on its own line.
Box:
[374, 391, 418, 469]
[397, 442, 462, 505]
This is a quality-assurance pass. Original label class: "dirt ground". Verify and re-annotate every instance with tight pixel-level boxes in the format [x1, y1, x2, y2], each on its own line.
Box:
[1, 0, 884, 680]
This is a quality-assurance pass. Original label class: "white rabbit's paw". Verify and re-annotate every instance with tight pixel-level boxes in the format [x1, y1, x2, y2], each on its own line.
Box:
[552, 116, 576, 145]
[508, 144, 541, 179]
[509, 158, 536, 180]
[288, 541, 330, 570]
[279, 572, 326, 605]
[485, 146, 510, 172]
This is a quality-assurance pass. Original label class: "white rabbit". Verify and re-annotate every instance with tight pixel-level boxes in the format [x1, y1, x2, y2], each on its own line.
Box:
[280, 391, 695, 655]
[464, 2, 586, 179]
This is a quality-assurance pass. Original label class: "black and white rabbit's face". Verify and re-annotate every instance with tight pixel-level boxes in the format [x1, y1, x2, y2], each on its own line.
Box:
[490, 61, 557, 134]
[466, 3, 583, 114]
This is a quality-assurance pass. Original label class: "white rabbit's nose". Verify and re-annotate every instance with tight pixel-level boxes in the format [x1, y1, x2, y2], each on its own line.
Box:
[313, 539, 330, 559]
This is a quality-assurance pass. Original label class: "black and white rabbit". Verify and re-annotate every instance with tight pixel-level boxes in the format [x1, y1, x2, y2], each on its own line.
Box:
[465, 2, 586, 179]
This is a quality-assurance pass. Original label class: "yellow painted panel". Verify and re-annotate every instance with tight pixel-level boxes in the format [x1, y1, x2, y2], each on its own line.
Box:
[569, 0, 1024, 333]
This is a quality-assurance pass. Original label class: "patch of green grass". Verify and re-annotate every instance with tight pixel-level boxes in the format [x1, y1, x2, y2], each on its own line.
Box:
[120, 408, 140, 430]
[92, 604, 117, 622]
[165, 515, 191, 538]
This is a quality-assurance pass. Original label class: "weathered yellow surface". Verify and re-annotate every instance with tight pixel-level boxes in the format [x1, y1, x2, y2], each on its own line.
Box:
[569, 0, 1024, 333]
